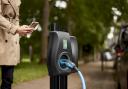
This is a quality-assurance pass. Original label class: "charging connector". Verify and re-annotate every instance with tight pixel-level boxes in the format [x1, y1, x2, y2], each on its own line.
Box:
[59, 59, 76, 69]
[59, 59, 86, 89]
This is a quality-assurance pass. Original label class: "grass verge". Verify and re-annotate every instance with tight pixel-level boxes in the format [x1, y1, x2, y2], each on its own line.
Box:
[13, 62, 48, 84]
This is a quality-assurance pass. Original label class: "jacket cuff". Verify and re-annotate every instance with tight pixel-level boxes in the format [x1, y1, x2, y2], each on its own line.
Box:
[9, 24, 19, 35]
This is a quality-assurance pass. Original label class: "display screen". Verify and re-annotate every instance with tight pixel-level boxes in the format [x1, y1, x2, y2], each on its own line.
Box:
[63, 39, 67, 49]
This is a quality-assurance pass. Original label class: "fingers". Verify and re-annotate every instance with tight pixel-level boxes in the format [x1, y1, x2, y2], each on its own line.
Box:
[24, 28, 33, 31]
[16, 26, 33, 36]
[22, 25, 34, 32]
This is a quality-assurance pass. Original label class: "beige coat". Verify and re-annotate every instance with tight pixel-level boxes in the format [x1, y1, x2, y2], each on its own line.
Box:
[0, 0, 21, 65]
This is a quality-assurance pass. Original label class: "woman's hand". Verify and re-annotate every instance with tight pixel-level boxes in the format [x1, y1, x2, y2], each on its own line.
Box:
[16, 25, 34, 36]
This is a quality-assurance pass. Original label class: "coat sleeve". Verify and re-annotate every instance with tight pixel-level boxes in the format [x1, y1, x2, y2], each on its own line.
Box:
[0, 0, 19, 35]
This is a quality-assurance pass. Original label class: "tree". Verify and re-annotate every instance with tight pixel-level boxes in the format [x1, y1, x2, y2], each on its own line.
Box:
[67, 0, 112, 54]
[19, 0, 128, 62]
[20, 0, 43, 62]
[39, 0, 50, 64]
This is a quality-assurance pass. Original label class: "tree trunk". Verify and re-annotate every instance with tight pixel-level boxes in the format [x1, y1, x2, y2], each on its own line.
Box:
[67, 17, 72, 34]
[79, 45, 83, 60]
[39, 0, 49, 64]
[67, 0, 72, 34]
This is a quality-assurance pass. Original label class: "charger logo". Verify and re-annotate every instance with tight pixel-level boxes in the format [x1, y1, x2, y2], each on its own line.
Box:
[63, 39, 67, 49]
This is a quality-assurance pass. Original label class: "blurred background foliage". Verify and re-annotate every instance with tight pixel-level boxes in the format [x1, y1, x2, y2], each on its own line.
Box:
[19, 0, 128, 62]
[6, 0, 128, 84]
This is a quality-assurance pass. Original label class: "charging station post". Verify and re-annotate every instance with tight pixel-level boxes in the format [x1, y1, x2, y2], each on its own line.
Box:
[47, 31, 78, 89]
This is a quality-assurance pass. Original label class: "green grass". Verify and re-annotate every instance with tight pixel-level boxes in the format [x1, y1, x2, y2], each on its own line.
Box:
[13, 62, 48, 84]
[0, 58, 48, 85]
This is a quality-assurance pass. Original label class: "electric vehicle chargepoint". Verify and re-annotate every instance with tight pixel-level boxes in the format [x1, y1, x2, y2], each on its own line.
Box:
[47, 31, 86, 89]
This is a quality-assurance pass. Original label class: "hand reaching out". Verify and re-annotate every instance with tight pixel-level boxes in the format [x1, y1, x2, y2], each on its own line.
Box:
[16, 25, 34, 36]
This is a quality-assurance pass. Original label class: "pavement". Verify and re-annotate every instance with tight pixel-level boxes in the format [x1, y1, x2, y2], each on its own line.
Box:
[13, 61, 116, 89]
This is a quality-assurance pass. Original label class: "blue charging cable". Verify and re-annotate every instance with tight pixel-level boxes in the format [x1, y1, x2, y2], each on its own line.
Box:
[59, 59, 86, 89]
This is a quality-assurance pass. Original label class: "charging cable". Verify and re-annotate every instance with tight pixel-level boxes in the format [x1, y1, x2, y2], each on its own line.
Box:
[59, 59, 86, 89]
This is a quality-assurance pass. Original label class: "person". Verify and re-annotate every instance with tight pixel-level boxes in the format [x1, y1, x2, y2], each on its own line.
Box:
[0, 0, 34, 89]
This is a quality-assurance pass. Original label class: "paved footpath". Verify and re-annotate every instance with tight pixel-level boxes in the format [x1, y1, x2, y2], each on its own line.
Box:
[81, 61, 116, 89]
[13, 61, 116, 89]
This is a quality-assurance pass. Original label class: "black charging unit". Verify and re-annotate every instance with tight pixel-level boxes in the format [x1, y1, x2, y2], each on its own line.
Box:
[47, 31, 78, 89]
